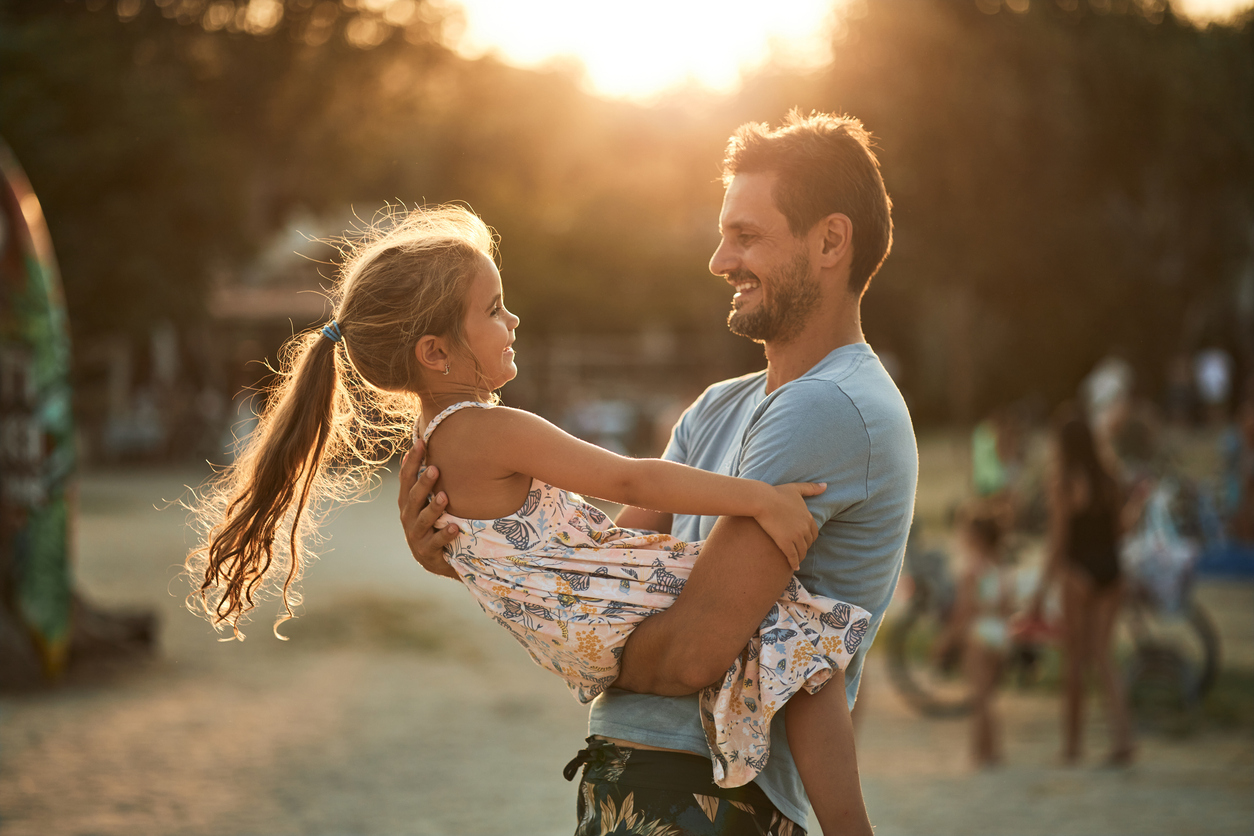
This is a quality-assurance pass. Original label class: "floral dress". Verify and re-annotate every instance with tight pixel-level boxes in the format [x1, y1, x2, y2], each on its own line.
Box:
[422, 401, 872, 789]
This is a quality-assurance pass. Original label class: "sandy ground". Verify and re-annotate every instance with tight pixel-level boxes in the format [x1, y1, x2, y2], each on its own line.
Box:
[1, 467, 1251, 836]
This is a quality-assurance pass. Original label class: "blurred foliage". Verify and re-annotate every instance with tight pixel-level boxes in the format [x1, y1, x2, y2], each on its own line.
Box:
[0, 0, 1250, 423]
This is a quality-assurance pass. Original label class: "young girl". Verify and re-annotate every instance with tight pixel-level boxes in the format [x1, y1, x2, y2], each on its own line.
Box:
[936, 509, 1016, 767]
[186, 205, 872, 810]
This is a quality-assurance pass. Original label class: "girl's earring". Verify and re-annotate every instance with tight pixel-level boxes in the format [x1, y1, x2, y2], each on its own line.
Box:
[442, 363, 450, 376]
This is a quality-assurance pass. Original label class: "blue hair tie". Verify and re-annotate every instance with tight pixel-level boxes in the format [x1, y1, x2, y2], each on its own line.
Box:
[321, 320, 343, 343]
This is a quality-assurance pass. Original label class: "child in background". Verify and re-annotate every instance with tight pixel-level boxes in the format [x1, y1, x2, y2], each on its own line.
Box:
[938, 509, 1015, 767]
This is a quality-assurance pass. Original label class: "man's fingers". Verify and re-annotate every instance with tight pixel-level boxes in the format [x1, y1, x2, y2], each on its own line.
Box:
[434, 523, 461, 548]
[402, 465, 440, 515]
[418, 465, 440, 495]
[398, 449, 419, 509]
[399, 441, 425, 484]
[415, 490, 448, 528]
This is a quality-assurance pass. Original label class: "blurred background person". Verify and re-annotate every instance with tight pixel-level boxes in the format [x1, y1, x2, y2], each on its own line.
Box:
[934, 507, 1016, 769]
[1194, 346, 1235, 426]
[1221, 382, 1254, 542]
[1030, 406, 1135, 767]
[1081, 352, 1134, 448]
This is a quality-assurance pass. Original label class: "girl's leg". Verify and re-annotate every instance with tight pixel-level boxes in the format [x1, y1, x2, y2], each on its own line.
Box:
[786, 670, 873, 836]
[1061, 570, 1093, 763]
[1091, 580, 1135, 762]
[966, 643, 1003, 767]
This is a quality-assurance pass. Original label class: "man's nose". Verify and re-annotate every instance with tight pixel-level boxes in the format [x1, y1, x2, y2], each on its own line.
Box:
[709, 239, 734, 277]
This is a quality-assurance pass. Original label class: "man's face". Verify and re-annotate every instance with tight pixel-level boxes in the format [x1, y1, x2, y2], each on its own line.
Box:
[709, 171, 820, 344]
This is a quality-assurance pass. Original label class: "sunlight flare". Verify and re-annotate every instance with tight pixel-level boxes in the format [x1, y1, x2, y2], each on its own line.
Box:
[445, 0, 844, 100]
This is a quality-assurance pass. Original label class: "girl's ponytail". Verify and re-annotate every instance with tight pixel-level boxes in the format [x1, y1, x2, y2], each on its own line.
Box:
[184, 204, 495, 638]
[187, 327, 342, 639]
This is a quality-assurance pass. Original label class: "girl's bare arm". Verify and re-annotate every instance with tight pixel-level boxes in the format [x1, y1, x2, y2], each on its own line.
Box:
[479, 407, 823, 566]
[786, 672, 873, 836]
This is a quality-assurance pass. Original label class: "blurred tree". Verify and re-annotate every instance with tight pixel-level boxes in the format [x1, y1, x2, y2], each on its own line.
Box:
[0, 3, 242, 338]
[772, 0, 1254, 420]
[0, 0, 1250, 432]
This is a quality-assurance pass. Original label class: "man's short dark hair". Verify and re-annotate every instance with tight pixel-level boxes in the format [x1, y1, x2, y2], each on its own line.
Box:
[722, 110, 893, 295]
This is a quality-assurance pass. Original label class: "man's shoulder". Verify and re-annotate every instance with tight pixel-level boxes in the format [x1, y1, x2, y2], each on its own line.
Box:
[763, 349, 911, 435]
[693, 369, 768, 409]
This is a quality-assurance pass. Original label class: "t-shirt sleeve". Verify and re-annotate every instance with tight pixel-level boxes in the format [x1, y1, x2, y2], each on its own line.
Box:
[736, 381, 871, 527]
[660, 394, 702, 466]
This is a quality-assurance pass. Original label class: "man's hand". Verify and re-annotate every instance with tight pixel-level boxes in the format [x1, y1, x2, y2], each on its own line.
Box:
[398, 440, 461, 580]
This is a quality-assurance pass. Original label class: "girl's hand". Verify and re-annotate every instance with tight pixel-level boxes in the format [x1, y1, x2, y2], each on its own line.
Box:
[758, 482, 826, 570]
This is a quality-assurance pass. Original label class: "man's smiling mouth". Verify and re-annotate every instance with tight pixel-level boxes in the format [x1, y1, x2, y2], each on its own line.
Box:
[731, 278, 760, 303]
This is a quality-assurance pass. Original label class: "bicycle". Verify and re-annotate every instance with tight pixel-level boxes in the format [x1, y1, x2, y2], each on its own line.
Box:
[885, 517, 1221, 727]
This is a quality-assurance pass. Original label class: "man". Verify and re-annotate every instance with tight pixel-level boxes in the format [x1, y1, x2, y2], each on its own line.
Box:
[400, 111, 917, 835]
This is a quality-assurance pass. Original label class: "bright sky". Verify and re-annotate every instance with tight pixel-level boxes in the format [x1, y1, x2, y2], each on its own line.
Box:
[445, 0, 840, 100]
[445, 0, 1252, 101]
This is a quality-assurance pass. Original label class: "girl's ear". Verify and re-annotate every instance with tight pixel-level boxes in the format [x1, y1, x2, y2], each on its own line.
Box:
[414, 335, 450, 375]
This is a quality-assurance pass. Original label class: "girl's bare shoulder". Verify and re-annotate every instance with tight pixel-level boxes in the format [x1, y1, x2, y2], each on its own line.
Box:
[424, 405, 537, 457]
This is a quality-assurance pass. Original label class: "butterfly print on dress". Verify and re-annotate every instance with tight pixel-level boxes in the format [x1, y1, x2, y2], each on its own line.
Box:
[645, 558, 686, 596]
[844, 617, 870, 655]
[821, 601, 852, 631]
[492, 517, 538, 550]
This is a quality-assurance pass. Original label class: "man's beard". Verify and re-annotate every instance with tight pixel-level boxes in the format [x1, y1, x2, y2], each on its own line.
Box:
[726, 250, 820, 344]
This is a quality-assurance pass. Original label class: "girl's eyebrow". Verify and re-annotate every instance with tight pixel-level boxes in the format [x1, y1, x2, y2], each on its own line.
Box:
[486, 293, 502, 311]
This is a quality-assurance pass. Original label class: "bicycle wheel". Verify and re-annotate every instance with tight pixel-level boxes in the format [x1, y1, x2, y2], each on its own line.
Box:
[1118, 596, 1222, 729]
[885, 595, 973, 718]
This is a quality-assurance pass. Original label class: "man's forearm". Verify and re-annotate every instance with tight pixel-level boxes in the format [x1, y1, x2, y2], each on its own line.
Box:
[612, 515, 795, 696]
[614, 607, 715, 696]
[614, 506, 673, 534]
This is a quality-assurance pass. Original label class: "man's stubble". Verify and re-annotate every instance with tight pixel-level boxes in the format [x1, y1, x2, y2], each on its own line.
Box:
[726, 249, 820, 345]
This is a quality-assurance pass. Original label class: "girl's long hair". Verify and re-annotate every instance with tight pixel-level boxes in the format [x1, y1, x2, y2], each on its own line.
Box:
[185, 205, 495, 639]
[1054, 405, 1119, 516]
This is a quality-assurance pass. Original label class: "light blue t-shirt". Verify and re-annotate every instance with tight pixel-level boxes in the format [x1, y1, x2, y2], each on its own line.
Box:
[589, 342, 918, 827]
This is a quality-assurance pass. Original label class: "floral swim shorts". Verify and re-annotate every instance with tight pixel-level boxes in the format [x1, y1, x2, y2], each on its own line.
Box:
[565, 737, 805, 836]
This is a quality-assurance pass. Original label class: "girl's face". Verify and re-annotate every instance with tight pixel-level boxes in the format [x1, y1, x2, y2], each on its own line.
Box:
[459, 255, 520, 390]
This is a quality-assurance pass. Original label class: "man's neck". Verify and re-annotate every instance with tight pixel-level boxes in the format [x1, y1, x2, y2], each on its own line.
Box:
[762, 309, 864, 393]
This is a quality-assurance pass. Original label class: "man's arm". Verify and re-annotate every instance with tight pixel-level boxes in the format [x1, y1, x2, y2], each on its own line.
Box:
[612, 514, 794, 695]
[614, 506, 672, 533]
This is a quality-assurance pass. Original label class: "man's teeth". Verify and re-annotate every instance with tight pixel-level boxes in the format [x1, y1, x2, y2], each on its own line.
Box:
[734, 282, 759, 293]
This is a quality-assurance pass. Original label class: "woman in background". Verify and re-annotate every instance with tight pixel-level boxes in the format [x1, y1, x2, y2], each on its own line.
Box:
[1031, 406, 1135, 765]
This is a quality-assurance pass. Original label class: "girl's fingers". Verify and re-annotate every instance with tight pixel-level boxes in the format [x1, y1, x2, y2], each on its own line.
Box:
[799, 481, 827, 496]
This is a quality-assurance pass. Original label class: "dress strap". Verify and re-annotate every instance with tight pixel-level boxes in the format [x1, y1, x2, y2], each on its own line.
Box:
[418, 400, 493, 445]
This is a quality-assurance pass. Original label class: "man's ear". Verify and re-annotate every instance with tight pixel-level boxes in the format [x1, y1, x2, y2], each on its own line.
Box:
[414, 335, 450, 374]
[816, 212, 853, 269]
